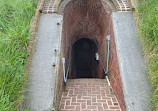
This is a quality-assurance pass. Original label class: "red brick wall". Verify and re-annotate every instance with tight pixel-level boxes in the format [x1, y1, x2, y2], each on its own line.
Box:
[54, 57, 65, 110]
[98, 14, 126, 111]
[55, 0, 126, 110]
[108, 20, 126, 111]
[62, 0, 112, 78]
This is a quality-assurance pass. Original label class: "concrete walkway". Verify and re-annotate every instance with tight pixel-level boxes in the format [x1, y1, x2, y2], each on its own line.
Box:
[24, 14, 62, 111]
[112, 12, 151, 111]
[23, 11, 151, 111]
[60, 79, 121, 111]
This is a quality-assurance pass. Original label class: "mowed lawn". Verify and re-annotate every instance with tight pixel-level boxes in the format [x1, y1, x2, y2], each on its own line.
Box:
[137, 0, 158, 109]
[0, 0, 37, 110]
[0, 0, 158, 110]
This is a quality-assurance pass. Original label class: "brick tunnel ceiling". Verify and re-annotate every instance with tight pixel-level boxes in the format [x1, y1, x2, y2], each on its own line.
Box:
[60, 0, 126, 110]
[62, 0, 112, 79]
[63, 0, 111, 42]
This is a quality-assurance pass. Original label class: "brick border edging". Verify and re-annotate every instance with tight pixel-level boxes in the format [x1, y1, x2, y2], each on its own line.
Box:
[25, 0, 44, 83]
[21, 0, 44, 109]
[31, 0, 44, 32]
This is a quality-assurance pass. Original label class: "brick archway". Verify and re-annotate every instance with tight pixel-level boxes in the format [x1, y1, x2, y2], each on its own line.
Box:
[58, 0, 114, 14]
[58, 0, 126, 110]
[61, 0, 112, 79]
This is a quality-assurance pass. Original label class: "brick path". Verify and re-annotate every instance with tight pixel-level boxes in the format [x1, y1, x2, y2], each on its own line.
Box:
[42, 0, 59, 13]
[114, 0, 131, 11]
[60, 79, 121, 111]
[40, 0, 131, 14]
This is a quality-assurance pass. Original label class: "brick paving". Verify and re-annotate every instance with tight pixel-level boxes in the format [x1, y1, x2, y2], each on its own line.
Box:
[116, 0, 131, 11]
[42, 0, 58, 13]
[60, 79, 121, 111]
[40, 0, 131, 14]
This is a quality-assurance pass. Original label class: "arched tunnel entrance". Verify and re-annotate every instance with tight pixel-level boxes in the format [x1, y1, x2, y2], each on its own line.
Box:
[71, 38, 98, 79]
[61, 0, 113, 79]
[55, 0, 126, 111]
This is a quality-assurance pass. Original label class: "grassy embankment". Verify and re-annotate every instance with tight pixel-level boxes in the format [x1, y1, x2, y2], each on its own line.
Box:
[136, 0, 158, 108]
[0, 0, 37, 110]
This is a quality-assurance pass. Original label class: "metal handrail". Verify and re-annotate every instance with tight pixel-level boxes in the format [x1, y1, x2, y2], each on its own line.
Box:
[100, 35, 111, 86]
[62, 35, 110, 85]
[62, 54, 71, 83]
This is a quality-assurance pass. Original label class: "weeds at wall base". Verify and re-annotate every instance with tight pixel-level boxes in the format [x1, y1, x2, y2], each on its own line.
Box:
[134, 0, 158, 109]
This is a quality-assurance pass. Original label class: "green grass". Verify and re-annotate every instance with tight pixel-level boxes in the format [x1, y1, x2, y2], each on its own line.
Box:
[137, 0, 158, 108]
[0, 0, 38, 110]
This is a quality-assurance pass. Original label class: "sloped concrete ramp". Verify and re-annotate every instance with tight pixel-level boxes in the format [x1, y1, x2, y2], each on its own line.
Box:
[24, 14, 62, 111]
[112, 12, 151, 111]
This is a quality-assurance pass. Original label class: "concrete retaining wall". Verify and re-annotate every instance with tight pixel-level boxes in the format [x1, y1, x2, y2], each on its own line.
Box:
[112, 12, 151, 111]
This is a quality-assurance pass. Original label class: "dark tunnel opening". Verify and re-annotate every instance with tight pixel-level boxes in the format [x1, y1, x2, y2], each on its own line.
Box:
[70, 38, 99, 79]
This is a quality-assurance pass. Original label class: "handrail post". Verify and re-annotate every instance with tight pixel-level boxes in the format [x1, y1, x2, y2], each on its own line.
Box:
[100, 35, 111, 86]
[105, 35, 111, 86]
[62, 54, 71, 83]
[62, 58, 66, 82]
[106, 35, 110, 74]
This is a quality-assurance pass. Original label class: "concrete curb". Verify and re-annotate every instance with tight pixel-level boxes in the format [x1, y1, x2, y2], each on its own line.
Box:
[112, 12, 151, 111]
